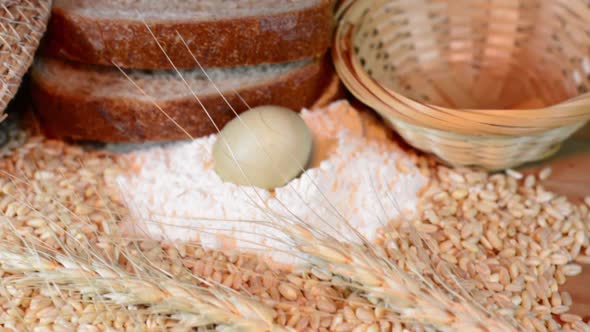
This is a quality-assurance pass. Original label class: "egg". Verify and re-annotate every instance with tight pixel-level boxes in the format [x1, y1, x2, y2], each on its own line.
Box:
[212, 105, 313, 189]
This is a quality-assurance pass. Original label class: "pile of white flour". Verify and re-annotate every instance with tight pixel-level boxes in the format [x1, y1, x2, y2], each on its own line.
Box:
[117, 101, 426, 265]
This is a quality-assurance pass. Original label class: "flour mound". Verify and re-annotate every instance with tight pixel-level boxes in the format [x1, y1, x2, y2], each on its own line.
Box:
[117, 101, 426, 265]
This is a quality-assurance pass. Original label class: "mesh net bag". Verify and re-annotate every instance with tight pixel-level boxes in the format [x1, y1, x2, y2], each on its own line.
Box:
[0, 0, 51, 119]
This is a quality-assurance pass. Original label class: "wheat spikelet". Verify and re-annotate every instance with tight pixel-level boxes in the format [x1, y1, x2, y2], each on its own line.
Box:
[0, 245, 289, 332]
[0, 133, 293, 331]
[280, 219, 520, 332]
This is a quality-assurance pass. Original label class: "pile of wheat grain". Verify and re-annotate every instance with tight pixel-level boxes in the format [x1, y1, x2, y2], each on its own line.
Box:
[0, 134, 413, 331]
[0, 120, 589, 331]
[389, 162, 590, 331]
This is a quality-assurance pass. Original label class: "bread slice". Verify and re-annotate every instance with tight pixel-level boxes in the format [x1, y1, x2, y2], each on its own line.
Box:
[42, 0, 334, 69]
[30, 56, 331, 142]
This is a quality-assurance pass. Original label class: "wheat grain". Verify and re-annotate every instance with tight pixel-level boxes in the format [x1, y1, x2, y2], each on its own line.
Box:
[2, 109, 590, 332]
[282, 223, 518, 331]
[410, 164, 590, 330]
[278, 159, 590, 331]
[0, 136, 283, 330]
[539, 167, 552, 181]
[0, 135, 390, 331]
[0, 246, 286, 332]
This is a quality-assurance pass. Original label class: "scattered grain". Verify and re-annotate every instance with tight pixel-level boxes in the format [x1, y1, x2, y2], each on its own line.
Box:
[0, 122, 588, 332]
[506, 169, 523, 180]
[278, 283, 299, 301]
[539, 167, 552, 181]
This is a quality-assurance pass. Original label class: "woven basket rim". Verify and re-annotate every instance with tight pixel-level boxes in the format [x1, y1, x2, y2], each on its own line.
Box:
[333, 0, 590, 137]
[0, 0, 52, 116]
[389, 112, 585, 140]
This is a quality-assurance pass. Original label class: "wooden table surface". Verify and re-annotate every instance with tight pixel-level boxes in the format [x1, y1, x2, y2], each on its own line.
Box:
[521, 123, 590, 318]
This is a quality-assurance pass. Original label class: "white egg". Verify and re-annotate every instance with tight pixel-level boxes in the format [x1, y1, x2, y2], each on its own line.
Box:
[212, 105, 313, 189]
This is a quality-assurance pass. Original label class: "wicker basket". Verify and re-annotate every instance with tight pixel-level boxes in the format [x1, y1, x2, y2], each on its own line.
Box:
[333, 0, 590, 170]
[0, 0, 52, 118]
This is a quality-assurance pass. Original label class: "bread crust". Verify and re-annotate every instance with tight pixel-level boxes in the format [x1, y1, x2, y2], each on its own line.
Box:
[30, 57, 332, 142]
[42, 1, 334, 69]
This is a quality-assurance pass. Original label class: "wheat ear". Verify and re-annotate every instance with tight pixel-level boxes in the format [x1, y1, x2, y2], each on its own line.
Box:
[279, 221, 520, 332]
[0, 245, 292, 332]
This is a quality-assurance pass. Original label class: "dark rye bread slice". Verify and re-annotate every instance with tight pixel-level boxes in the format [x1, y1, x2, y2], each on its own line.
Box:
[42, 0, 335, 69]
[30, 56, 332, 142]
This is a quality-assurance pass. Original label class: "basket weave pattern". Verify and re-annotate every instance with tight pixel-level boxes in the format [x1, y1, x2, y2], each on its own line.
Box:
[0, 0, 51, 117]
[334, 0, 590, 170]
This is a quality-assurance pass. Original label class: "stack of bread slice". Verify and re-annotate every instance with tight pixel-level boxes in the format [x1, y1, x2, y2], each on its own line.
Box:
[31, 0, 335, 142]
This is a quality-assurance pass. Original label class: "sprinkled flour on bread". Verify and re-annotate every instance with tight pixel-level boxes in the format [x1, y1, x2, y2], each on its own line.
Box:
[117, 101, 426, 265]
